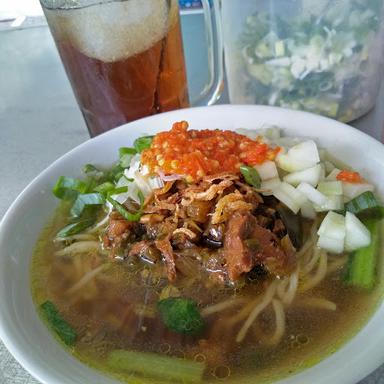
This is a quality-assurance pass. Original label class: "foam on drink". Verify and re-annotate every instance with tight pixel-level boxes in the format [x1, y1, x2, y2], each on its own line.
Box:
[44, 0, 174, 62]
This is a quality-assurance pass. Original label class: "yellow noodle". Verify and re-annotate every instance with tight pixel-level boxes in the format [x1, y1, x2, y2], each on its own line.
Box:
[66, 265, 104, 295]
[73, 254, 84, 282]
[294, 297, 337, 311]
[297, 234, 317, 261]
[299, 252, 328, 293]
[225, 298, 261, 328]
[296, 222, 319, 275]
[276, 279, 288, 299]
[268, 299, 286, 345]
[236, 281, 277, 343]
[86, 208, 111, 233]
[300, 247, 322, 276]
[277, 271, 298, 306]
[201, 297, 247, 317]
[55, 241, 100, 256]
[299, 297, 337, 311]
[54, 234, 97, 242]
[253, 298, 286, 347]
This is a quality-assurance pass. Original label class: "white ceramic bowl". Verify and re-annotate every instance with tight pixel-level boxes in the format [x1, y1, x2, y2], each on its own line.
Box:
[1, 105, 384, 384]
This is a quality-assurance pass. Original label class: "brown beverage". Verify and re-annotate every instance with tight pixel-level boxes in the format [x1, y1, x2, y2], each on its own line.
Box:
[42, 0, 189, 136]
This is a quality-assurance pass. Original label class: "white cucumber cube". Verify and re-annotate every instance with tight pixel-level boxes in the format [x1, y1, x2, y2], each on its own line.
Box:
[300, 200, 317, 219]
[317, 211, 346, 239]
[317, 235, 344, 254]
[317, 181, 343, 196]
[344, 212, 371, 252]
[260, 177, 281, 196]
[273, 182, 306, 214]
[317, 211, 346, 254]
[314, 195, 344, 212]
[276, 153, 315, 172]
[297, 182, 327, 206]
[287, 140, 320, 165]
[342, 182, 374, 202]
[283, 164, 322, 187]
[324, 161, 336, 174]
[254, 161, 279, 180]
[326, 168, 341, 181]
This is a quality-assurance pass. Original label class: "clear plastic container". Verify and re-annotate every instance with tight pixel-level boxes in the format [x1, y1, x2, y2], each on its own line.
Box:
[220, 0, 384, 122]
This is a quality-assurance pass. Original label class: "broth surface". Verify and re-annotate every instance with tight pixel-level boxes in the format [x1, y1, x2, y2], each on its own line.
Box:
[31, 203, 384, 383]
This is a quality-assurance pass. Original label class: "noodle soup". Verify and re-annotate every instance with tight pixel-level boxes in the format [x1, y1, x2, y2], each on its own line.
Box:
[31, 122, 384, 383]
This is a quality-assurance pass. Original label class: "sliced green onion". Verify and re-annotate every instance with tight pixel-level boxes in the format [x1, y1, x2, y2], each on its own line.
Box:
[119, 147, 137, 156]
[40, 301, 77, 346]
[93, 182, 128, 197]
[108, 349, 205, 383]
[82, 164, 101, 175]
[105, 163, 124, 182]
[137, 189, 145, 206]
[56, 218, 96, 238]
[240, 165, 261, 188]
[345, 191, 383, 218]
[123, 175, 134, 183]
[134, 135, 154, 153]
[84, 177, 98, 193]
[114, 172, 124, 182]
[52, 176, 88, 200]
[108, 186, 129, 196]
[93, 181, 115, 194]
[343, 219, 380, 290]
[119, 147, 137, 168]
[70, 193, 105, 217]
[107, 196, 142, 221]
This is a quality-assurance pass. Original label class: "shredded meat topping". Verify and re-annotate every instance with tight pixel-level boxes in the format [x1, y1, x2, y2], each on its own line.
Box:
[103, 173, 297, 283]
[155, 237, 177, 281]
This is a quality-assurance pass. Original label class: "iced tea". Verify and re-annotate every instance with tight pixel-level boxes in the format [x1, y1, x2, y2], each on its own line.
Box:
[42, 0, 189, 136]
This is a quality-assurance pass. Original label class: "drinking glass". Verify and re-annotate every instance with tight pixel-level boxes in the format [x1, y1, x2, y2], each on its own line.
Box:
[40, 0, 223, 136]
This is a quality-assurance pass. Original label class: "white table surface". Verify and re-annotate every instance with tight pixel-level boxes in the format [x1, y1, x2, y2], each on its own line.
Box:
[1, 13, 384, 384]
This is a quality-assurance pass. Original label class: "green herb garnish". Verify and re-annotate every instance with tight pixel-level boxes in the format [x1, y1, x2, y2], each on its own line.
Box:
[345, 191, 384, 219]
[343, 219, 380, 290]
[107, 190, 144, 222]
[40, 301, 77, 346]
[119, 147, 137, 168]
[240, 165, 261, 188]
[134, 135, 154, 153]
[70, 192, 105, 217]
[157, 297, 204, 335]
[93, 181, 115, 194]
[52, 176, 88, 200]
[108, 349, 205, 383]
[56, 218, 96, 238]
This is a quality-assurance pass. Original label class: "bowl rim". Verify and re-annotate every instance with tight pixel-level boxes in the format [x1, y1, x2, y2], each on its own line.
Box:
[1, 104, 384, 384]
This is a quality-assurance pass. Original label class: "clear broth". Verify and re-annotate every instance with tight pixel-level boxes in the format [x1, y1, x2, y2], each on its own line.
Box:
[31, 204, 384, 383]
